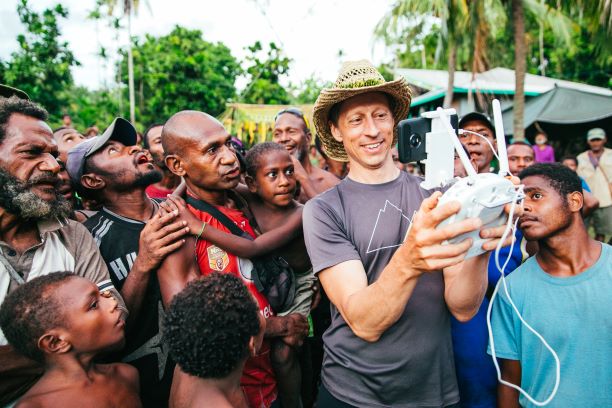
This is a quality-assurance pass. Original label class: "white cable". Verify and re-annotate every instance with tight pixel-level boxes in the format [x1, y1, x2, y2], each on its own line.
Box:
[437, 108, 478, 179]
[458, 129, 502, 164]
[486, 190, 561, 406]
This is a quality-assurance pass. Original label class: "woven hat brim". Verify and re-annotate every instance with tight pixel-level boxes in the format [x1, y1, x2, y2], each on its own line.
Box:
[313, 78, 412, 162]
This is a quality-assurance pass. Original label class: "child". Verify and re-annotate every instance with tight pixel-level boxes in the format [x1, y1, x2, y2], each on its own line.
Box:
[161, 142, 315, 408]
[164, 273, 264, 408]
[533, 132, 555, 163]
[0, 273, 140, 408]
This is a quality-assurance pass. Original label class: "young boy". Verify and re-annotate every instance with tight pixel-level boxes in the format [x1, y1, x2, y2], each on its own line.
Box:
[161, 142, 315, 407]
[164, 273, 264, 408]
[0, 273, 141, 408]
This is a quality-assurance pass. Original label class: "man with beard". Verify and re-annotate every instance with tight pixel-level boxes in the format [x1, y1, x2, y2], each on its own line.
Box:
[490, 163, 612, 407]
[0, 96, 123, 404]
[273, 108, 339, 203]
[143, 123, 181, 199]
[67, 117, 190, 407]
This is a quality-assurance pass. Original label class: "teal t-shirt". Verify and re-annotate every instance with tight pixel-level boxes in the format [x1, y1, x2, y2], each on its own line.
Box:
[488, 243, 612, 407]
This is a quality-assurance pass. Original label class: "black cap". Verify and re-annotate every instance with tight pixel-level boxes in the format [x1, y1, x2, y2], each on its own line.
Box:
[0, 84, 30, 100]
[458, 112, 494, 133]
[66, 117, 137, 186]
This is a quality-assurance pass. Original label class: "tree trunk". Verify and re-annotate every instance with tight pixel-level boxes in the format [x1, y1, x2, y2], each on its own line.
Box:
[443, 42, 456, 108]
[127, 8, 136, 124]
[512, 0, 526, 141]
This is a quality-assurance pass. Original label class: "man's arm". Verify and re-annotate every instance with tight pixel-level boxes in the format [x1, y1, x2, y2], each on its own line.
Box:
[318, 192, 480, 342]
[119, 210, 188, 324]
[498, 358, 522, 408]
[157, 235, 201, 308]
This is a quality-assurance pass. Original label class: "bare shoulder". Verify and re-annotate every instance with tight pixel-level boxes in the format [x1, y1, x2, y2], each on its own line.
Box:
[15, 396, 43, 408]
[101, 363, 139, 388]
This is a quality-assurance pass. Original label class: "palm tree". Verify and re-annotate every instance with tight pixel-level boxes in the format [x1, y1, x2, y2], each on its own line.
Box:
[507, 0, 573, 140]
[375, 0, 470, 108]
[103, 0, 148, 124]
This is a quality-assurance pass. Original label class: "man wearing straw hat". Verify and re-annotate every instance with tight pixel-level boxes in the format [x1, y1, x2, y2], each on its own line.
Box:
[303, 60, 514, 407]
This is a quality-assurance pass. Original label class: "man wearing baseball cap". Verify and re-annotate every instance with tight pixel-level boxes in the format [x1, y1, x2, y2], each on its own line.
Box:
[67, 117, 190, 406]
[577, 128, 612, 242]
[458, 112, 497, 174]
[302, 60, 515, 407]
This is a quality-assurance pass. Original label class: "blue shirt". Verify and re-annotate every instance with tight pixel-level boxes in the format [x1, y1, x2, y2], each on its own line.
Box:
[488, 243, 612, 407]
[451, 229, 528, 408]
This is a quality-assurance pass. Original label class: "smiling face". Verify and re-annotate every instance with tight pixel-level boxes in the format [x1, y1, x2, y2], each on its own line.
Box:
[459, 120, 496, 173]
[248, 149, 296, 208]
[329, 92, 395, 174]
[272, 113, 310, 161]
[519, 175, 575, 241]
[83, 140, 162, 195]
[55, 277, 125, 355]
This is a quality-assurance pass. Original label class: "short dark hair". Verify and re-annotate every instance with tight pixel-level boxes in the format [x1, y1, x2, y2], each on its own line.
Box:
[510, 141, 532, 148]
[244, 142, 288, 178]
[163, 273, 260, 379]
[518, 163, 582, 203]
[0, 96, 48, 144]
[561, 155, 578, 166]
[0, 272, 76, 363]
[142, 123, 164, 149]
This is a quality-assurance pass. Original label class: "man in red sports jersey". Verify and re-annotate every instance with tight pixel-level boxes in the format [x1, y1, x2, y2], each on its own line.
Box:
[157, 110, 308, 408]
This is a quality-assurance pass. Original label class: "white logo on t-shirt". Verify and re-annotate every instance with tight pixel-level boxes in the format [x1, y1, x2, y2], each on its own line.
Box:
[366, 200, 416, 254]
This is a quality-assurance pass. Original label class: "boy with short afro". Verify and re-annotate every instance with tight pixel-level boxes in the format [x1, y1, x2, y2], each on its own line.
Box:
[0, 273, 140, 408]
[164, 272, 265, 408]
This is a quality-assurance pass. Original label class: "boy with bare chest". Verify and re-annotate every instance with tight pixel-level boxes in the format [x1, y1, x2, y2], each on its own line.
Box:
[0, 273, 140, 408]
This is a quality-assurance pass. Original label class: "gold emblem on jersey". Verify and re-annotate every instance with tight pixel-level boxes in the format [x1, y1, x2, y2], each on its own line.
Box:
[207, 245, 229, 271]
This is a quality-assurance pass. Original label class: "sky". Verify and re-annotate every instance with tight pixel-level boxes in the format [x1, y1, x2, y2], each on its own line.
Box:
[0, 0, 396, 91]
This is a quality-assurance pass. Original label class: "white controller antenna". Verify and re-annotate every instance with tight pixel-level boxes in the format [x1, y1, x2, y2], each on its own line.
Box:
[492, 99, 510, 176]
[436, 108, 478, 180]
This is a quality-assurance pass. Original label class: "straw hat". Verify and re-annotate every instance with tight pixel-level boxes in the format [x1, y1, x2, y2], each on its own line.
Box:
[313, 60, 412, 162]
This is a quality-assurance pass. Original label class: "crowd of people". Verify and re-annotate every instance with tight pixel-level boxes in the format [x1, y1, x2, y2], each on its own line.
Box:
[0, 60, 610, 408]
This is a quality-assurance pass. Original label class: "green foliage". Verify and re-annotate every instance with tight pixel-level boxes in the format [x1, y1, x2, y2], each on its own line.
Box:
[377, 0, 610, 88]
[240, 41, 291, 105]
[64, 86, 119, 131]
[0, 0, 79, 121]
[289, 75, 331, 104]
[118, 26, 241, 127]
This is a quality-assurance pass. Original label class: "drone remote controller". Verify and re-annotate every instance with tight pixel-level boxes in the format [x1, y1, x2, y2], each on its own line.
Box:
[431, 100, 523, 259]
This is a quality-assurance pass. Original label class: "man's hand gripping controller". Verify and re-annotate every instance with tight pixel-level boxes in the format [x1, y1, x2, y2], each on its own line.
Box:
[434, 101, 523, 259]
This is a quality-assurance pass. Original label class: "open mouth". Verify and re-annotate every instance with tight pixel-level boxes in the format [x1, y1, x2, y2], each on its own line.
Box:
[135, 153, 150, 165]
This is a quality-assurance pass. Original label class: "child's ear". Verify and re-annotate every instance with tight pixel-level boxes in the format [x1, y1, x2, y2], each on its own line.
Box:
[38, 331, 72, 356]
[247, 336, 257, 357]
[245, 175, 258, 193]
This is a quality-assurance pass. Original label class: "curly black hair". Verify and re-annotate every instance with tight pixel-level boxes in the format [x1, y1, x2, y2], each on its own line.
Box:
[163, 273, 261, 379]
[0, 96, 48, 144]
[244, 141, 289, 178]
[0, 272, 75, 363]
[518, 163, 582, 204]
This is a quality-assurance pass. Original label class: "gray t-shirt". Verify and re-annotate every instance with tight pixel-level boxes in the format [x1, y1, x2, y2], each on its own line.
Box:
[303, 171, 459, 407]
